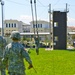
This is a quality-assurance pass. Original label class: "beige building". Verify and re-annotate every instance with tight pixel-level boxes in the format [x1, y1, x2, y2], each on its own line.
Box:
[30, 20, 50, 41]
[67, 26, 75, 45]
[30, 20, 49, 33]
[4, 19, 30, 36]
[22, 23, 30, 32]
[4, 19, 50, 42]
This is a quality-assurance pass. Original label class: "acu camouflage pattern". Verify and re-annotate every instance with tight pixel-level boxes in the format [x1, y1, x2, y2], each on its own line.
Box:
[10, 31, 21, 40]
[3, 42, 32, 75]
[0, 36, 7, 75]
[0, 36, 6, 68]
[34, 36, 40, 55]
[34, 36, 39, 47]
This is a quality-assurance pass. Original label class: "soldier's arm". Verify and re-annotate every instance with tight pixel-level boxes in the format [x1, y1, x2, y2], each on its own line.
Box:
[21, 47, 32, 64]
[22, 49, 33, 69]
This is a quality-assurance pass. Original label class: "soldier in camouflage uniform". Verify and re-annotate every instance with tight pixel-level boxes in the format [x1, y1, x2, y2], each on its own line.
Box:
[0, 36, 7, 75]
[34, 36, 40, 55]
[3, 31, 33, 75]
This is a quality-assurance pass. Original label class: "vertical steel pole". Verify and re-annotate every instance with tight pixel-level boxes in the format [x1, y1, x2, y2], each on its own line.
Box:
[48, 4, 51, 48]
[1, 1, 4, 36]
[34, 0, 38, 37]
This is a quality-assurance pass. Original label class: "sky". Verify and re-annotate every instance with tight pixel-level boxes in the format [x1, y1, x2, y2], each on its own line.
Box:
[0, 0, 75, 28]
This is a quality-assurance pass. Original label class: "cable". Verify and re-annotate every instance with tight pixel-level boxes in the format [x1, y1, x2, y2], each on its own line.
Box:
[69, 8, 75, 14]
[37, 0, 47, 7]
[69, 4, 75, 6]
[53, 0, 63, 6]
[34, 0, 38, 36]
[5, 0, 48, 7]
[38, 6, 48, 18]
[30, 0, 35, 35]
[30, 0, 40, 40]
[5, 0, 29, 6]
[25, 0, 29, 2]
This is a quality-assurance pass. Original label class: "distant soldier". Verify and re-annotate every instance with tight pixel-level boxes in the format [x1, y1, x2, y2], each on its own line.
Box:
[34, 36, 40, 55]
[0, 36, 7, 75]
[3, 31, 33, 75]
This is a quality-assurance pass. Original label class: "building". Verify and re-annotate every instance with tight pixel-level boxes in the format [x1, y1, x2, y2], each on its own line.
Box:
[30, 20, 49, 33]
[4, 20, 23, 36]
[4, 19, 51, 43]
[53, 11, 67, 49]
[22, 23, 30, 33]
[4, 19, 30, 36]
[30, 20, 50, 41]
[67, 26, 75, 45]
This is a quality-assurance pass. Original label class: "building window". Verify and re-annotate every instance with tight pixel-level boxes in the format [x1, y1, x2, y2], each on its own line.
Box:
[9, 23, 10, 27]
[54, 22, 58, 27]
[33, 24, 35, 28]
[6, 23, 8, 27]
[38, 24, 39, 28]
[14, 23, 16, 27]
[54, 36, 58, 41]
[36, 24, 38, 28]
[12, 23, 13, 27]
[53, 42, 56, 45]
[38, 24, 42, 28]
[41, 24, 42, 28]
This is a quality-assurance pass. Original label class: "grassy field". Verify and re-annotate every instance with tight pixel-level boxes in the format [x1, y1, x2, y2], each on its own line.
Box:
[6, 48, 75, 75]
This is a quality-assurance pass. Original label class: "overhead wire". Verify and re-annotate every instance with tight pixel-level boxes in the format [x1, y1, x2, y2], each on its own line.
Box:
[30, 0, 35, 35]
[25, 0, 29, 2]
[30, 0, 38, 37]
[34, 0, 38, 36]
[37, 0, 48, 7]
[69, 8, 75, 14]
[69, 4, 75, 7]
[34, 0, 48, 22]
[52, 0, 64, 8]
[5, 0, 48, 7]
[53, 0, 61, 6]
[5, 0, 29, 6]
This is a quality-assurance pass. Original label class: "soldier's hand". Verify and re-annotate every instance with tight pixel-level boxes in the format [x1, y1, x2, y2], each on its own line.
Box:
[28, 64, 33, 69]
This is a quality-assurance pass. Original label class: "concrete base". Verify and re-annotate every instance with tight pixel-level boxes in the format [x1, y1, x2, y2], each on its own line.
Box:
[45, 48, 53, 51]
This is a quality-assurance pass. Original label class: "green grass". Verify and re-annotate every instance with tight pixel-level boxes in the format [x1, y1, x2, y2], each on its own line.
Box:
[26, 49, 75, 75]
[6, 48, 75, 75]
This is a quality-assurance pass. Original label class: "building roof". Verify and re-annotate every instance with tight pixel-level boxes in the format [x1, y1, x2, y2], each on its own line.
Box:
[30, 20, 49, 24]
[67, 26, 75, 30]
[68, 32, 75, 35]
[22, 23, 30, 26]
[20, 32, 50, 36]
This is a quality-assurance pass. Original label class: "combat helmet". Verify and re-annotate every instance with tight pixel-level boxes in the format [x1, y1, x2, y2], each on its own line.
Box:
[10, 31, 21, 40]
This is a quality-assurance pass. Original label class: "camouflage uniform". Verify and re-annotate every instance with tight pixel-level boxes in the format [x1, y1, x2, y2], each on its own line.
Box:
[3, 31, 33, 75]
[0, 36, 6, 75]
[34, 36, 40, 55]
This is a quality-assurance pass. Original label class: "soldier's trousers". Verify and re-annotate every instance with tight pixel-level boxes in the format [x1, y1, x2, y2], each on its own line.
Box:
[35, 45, 39, 55]
[8, 72, 26, 75]
[36, 48, 39, 55]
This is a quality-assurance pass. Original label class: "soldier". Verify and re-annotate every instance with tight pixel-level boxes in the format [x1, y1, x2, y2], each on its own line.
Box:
[0, 36, 7, 75]
[3, 31, 33, 75]
[34, 36, 40, 55]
